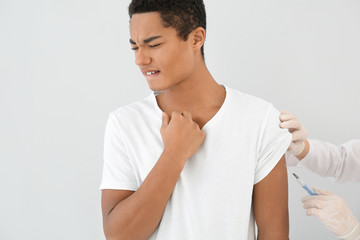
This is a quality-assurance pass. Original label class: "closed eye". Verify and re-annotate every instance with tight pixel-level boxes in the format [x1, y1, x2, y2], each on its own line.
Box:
[149, 44, 161, 48]
[131, 43, 161, 51]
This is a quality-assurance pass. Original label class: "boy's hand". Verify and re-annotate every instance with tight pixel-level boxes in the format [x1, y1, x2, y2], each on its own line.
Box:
[160, 111, 205, 163]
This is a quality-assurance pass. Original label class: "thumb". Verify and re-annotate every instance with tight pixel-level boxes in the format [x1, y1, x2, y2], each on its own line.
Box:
[161, 112, 169, 129]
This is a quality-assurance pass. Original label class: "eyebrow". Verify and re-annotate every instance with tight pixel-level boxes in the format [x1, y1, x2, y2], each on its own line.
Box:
[129, 36, 163, 45]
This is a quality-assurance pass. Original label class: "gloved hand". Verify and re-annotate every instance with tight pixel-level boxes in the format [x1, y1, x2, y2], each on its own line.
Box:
[279, 111, 308, 156]
[302, 188, 360, 240]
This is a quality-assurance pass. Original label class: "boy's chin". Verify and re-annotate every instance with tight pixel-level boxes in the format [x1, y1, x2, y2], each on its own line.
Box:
[148, 84, 168, 95]
[153, 89, 166, 96]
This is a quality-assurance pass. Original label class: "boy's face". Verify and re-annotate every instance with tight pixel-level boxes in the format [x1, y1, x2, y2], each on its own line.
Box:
[130, 12, 195, 91]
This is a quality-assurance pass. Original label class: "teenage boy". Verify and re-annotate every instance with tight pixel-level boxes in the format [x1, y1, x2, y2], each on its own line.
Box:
[100, 1, 292, 239]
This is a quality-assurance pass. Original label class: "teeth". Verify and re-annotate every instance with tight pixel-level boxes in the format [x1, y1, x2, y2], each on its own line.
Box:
[146, 71, 158, 76]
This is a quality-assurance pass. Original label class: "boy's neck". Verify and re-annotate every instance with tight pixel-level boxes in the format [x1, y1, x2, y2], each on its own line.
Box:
[155, 65, 226, 114]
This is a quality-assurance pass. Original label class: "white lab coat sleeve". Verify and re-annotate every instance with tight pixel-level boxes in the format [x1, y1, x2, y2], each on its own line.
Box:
[289, 139, 360, 183]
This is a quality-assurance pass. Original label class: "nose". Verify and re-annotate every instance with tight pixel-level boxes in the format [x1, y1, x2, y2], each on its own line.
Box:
[135, 49, 151, 66]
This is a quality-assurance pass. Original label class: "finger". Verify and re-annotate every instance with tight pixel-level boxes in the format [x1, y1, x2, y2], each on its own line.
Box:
[303, 199, 326, 210]
[301, 194, 322, 203]
[291, 131, 306, 141]
[301, 195, 311, 202]
[280, 119, 301, 129]
[280, 113, 297, 121]
[302, 194, 333, 203]
[161, 112, 170, 129]
[171, 110, 181, 119]
[192, 121, 201, 131]
[312, 188, 334, 196]
[301, 195, 330, 203]
[182, 111, 192, 119]
[306, 208, 322, 218]
[280, 110, 291, 115]
[280, 120, 301, 130]
[280, 114, 295, 122]
[279, 111, 289, 122]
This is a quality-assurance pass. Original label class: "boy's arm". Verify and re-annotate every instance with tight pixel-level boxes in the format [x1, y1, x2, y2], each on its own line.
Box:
[102, 150, 186, 240]
[253, 155, 289, 240]
[101, 111, 205, 240]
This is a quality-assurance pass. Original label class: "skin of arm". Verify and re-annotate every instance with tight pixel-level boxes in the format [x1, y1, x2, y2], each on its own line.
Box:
[101, 111, 205, 240]
[253, 155, 289, 240]
[101, 151, 185, 240]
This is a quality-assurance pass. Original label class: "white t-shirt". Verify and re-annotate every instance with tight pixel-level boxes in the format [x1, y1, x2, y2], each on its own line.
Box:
[286, 139, 360, 183]
[100, 85, 292, 240]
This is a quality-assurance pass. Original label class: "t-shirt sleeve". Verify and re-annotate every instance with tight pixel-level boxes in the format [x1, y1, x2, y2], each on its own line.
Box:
[254, 105, 292, 184]
[99, 113, 138, 191]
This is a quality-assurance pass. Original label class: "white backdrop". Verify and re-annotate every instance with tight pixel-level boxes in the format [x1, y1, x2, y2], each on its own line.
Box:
[1, 0, 359, 239]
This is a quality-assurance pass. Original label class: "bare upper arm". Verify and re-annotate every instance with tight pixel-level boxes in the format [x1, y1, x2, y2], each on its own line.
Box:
[101, 189, 135, 221]
[253, 155, 289, 239]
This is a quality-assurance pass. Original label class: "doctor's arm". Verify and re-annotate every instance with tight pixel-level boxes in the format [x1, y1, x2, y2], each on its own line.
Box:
[280, 111, 360, 182]
[253, 155, 289, 240]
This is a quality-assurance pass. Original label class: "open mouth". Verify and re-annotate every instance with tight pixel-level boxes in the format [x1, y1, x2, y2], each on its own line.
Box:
[145, 71, 160, 76]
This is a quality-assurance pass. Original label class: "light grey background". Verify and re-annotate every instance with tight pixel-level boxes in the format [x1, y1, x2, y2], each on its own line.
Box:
[1, 0, 359, 239]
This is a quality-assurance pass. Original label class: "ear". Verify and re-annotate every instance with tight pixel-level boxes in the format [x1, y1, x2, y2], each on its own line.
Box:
[191, 27, 206, 51]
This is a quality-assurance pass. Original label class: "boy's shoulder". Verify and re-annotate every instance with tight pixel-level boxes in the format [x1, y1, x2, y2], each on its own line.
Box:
[110, 93, 155, 119]
[226, 86, 274, 113]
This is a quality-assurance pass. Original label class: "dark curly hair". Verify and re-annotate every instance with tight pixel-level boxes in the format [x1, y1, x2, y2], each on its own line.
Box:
[128, 0, 206, 60]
